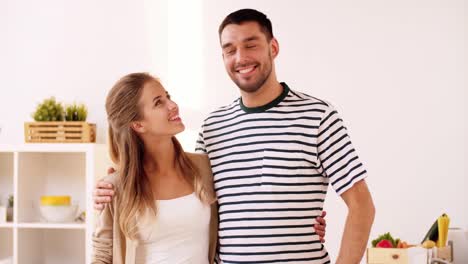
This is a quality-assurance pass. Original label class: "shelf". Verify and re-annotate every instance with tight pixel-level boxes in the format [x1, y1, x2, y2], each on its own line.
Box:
[0, 222, 14, 228]
[0, 143, 97, 153]
[0, 152, 14, 212]
[0, 143, 109, 264]
[0, 228, 13, 260]
[17, 222, 86, 230]
[1, 222, 85, 229]
[18, 228, 85, 264]
[17, 152, 86, 223]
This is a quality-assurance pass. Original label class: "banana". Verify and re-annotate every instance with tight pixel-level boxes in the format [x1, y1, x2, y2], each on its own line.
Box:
[437, 213, 450, 248]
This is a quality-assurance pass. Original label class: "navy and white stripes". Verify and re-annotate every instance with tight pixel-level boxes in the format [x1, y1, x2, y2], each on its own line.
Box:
[196, 83, 367, 263]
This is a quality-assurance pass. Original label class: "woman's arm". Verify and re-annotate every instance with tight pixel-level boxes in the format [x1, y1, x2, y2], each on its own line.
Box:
[92, 177, 116, 264]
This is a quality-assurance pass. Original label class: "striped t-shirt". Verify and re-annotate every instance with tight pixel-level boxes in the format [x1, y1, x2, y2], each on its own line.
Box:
[195, 82, 368, 264]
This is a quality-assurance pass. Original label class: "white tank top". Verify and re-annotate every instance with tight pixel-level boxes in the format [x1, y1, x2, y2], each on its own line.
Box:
[135, 193, 211, 264]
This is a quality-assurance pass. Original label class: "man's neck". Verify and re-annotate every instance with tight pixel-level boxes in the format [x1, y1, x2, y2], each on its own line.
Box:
[241, 78, 283, 108]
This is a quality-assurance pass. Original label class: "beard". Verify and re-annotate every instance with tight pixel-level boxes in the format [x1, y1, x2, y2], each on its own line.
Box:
[230, 54, 273, 94]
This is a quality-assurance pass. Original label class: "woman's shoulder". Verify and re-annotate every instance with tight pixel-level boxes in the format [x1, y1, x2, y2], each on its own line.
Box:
[185, 152, 211, 172]
[185, 152, 209, 163]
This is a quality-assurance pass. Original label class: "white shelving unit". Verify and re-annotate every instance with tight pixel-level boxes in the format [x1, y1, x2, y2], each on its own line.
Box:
[0, 143, 109, 264]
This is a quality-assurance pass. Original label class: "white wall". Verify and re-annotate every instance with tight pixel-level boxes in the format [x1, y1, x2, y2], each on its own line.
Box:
[1, 0, 466, 262]
[0, 0, 169, 143]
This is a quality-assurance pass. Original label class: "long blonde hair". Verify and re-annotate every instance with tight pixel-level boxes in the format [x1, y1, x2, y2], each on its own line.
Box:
[105, 72, 215, 239]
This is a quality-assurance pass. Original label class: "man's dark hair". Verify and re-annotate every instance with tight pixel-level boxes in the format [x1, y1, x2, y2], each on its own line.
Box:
[218, 9, 274, 41]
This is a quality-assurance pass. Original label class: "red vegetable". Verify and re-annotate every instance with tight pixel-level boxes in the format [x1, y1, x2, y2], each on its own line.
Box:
[376, 239, 393, 248]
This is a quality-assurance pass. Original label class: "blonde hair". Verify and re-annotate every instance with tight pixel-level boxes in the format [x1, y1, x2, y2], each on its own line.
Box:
[105, 72, 215, 239]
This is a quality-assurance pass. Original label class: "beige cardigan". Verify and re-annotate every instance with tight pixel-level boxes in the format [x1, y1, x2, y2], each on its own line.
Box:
[92, 153, 218, 264]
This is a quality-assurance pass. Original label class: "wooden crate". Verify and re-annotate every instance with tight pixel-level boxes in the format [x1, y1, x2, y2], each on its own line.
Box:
[24, 122, 96, 143]
[367, 245, 452, 264]
[367, 248, 409, 264]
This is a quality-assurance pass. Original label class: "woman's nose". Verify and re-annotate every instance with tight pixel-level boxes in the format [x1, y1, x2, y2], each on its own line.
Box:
[167, 100, 178, 111]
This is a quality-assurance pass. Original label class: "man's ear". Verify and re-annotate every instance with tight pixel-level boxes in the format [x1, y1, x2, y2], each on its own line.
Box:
[270, 37, 279, 58]
[130, 121, 145, 134]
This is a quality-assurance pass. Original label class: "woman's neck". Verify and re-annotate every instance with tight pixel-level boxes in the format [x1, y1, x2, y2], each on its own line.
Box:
[142, 136, 177, 176]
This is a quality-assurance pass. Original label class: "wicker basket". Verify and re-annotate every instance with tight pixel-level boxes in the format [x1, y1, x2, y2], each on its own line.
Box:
[24, 122, 96, 143]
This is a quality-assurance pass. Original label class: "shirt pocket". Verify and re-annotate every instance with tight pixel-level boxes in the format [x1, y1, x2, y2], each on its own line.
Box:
[261, 149, 320, 190]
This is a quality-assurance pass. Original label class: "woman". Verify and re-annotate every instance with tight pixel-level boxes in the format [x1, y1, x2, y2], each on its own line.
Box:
[92, 72, 218, 263]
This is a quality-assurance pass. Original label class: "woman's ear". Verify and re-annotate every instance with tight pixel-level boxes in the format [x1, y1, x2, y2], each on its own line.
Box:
[131, 121, 145, 134]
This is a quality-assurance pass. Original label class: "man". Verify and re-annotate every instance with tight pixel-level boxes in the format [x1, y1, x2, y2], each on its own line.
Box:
[95, 9, 374, 263]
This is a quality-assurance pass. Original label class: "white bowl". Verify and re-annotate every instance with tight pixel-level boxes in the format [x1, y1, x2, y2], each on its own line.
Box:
[39, 205, 78, 223]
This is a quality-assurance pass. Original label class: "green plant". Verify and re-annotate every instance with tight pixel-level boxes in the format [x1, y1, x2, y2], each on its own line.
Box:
[8, 195, 13, 208]
[32, 97, 64, 121]
[65, 103, 88, 121]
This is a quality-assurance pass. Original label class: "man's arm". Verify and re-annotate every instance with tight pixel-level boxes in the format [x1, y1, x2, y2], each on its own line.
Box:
[335, 180, 375, 264]
[93, 168, 116, 211]
[314, 103, 374, 262]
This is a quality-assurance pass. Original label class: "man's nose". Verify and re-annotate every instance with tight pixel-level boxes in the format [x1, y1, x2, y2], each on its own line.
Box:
[235, 48, 248, 64]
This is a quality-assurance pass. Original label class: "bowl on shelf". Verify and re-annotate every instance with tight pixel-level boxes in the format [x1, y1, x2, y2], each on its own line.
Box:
[39, 196, 78, 223]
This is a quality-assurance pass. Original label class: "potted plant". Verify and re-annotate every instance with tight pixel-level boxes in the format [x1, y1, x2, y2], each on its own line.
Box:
[6, 195, 13, 222]
[32, 97, 65, 122]
[65, 103, 88, 121]
[24, 98, 96, 143]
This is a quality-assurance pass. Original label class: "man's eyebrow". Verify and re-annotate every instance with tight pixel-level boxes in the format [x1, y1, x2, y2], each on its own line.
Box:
[222, 36, 259, 49]
[222, 42, 233, 50]
[244, 36, 259, 42]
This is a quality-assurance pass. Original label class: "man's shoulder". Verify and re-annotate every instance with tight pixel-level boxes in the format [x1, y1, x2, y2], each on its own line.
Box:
[286, 88, 335, 110]
[203, 98, 241, 123]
